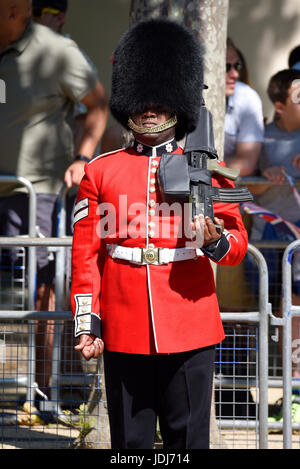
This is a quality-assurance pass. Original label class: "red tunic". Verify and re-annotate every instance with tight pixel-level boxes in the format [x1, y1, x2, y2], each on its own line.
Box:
[70, 142, 248, 354]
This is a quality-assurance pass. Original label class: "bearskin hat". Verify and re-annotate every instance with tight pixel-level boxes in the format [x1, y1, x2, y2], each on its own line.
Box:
[110, 18, 204, 139]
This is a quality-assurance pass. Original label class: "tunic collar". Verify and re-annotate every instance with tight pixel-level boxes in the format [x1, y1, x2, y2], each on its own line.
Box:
[132, 138, 178, 157]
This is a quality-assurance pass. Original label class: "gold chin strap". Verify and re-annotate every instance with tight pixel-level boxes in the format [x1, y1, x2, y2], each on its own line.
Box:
[128, 115, 177, 134]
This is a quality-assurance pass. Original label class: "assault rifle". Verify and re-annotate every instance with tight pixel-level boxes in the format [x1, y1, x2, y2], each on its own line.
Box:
[158, 102, 253, 231]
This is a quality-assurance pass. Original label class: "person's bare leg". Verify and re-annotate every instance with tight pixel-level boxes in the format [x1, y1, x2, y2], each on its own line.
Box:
[35, 283, 83, 399]
[35, 284, 56, 396]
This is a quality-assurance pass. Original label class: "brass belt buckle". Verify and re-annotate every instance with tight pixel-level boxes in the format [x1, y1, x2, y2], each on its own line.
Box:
[142, 248, 159, 264]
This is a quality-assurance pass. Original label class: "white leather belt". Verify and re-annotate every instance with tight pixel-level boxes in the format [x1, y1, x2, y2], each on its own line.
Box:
[107, 244, 203, 265]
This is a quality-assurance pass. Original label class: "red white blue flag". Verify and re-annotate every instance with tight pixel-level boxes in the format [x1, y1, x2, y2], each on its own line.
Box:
[241, 202, 300, 239]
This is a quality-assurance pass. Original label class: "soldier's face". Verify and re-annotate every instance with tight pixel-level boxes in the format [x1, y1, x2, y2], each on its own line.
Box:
[131, 109, 176, 146]
[132, 109, 171, 128]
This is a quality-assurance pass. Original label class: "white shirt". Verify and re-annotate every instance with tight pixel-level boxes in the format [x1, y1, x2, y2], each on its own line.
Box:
[224, 81, 264, 160]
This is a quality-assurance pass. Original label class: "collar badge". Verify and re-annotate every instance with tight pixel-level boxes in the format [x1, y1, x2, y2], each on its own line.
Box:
[165, 143, 173, 152]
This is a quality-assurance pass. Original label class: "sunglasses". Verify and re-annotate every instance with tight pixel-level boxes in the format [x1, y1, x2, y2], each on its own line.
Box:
[226, 61, 243, 73]
[33, 7, 61, 18]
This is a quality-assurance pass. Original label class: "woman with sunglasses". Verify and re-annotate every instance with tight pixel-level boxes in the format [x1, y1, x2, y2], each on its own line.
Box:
[224, 38, 264, 177]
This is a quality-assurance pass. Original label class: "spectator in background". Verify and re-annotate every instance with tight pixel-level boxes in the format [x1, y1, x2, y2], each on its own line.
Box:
[32, 0, 101, 156]
[224, 38, 264, 176]
[32, 0, 66, 32]
[251, 70, 300, 421]
[0, 0, 108, 402]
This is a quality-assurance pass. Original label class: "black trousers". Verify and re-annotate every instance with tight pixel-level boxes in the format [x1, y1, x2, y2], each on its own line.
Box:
[103, 345, 215, 449]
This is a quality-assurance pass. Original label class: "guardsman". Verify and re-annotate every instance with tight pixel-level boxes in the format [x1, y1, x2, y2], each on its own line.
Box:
[71, 18, 248, 449]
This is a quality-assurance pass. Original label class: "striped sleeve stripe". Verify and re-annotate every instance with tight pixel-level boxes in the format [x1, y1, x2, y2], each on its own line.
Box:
[74, 197, 88, 214]
[73, 207, 89, 225]
[73, 198, 89, 226]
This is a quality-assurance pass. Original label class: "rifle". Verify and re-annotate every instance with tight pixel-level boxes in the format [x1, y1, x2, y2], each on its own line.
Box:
[158, 102, 253, 232]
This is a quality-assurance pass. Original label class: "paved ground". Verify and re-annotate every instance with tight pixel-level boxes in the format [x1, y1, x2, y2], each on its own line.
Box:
[1, 425, 79, 449]
[1, 424, 299, 450]
[1, 405, 299, 450]
[1, 387, 299, 450]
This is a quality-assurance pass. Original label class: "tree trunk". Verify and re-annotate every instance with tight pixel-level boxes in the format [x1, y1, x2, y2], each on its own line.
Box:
[79, 356, 111, 449]
[195, 0, 228, 160]
[193, 0, 229, 449]
[85, 0, 229, 449]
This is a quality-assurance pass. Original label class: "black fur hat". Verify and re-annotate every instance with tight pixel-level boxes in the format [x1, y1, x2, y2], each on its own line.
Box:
[110, 18, 204, 139]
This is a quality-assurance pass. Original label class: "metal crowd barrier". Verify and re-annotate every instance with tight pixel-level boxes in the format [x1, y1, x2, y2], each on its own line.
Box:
[281, 239, 300, 447]
[218, 243, 269, 449]
[0, 177, 37, 405]
[0, 237, 270, 449]
[238, 176, 300, 447]
[0, 179, 71, 409]
[0, 237, 72, 414]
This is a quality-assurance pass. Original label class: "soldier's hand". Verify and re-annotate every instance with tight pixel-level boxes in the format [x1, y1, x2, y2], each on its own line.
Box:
[203, 216, 224, 246]
[190, 214, 224, 248]
[74, 333, 104, 361]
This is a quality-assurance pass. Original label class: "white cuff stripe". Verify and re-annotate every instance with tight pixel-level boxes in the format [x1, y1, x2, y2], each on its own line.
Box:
[224, 229, 238, 243]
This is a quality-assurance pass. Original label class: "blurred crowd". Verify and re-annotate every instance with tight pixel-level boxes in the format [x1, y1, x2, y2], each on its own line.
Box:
[0, 0, 109, 405]
[224, 37, 300, 422]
